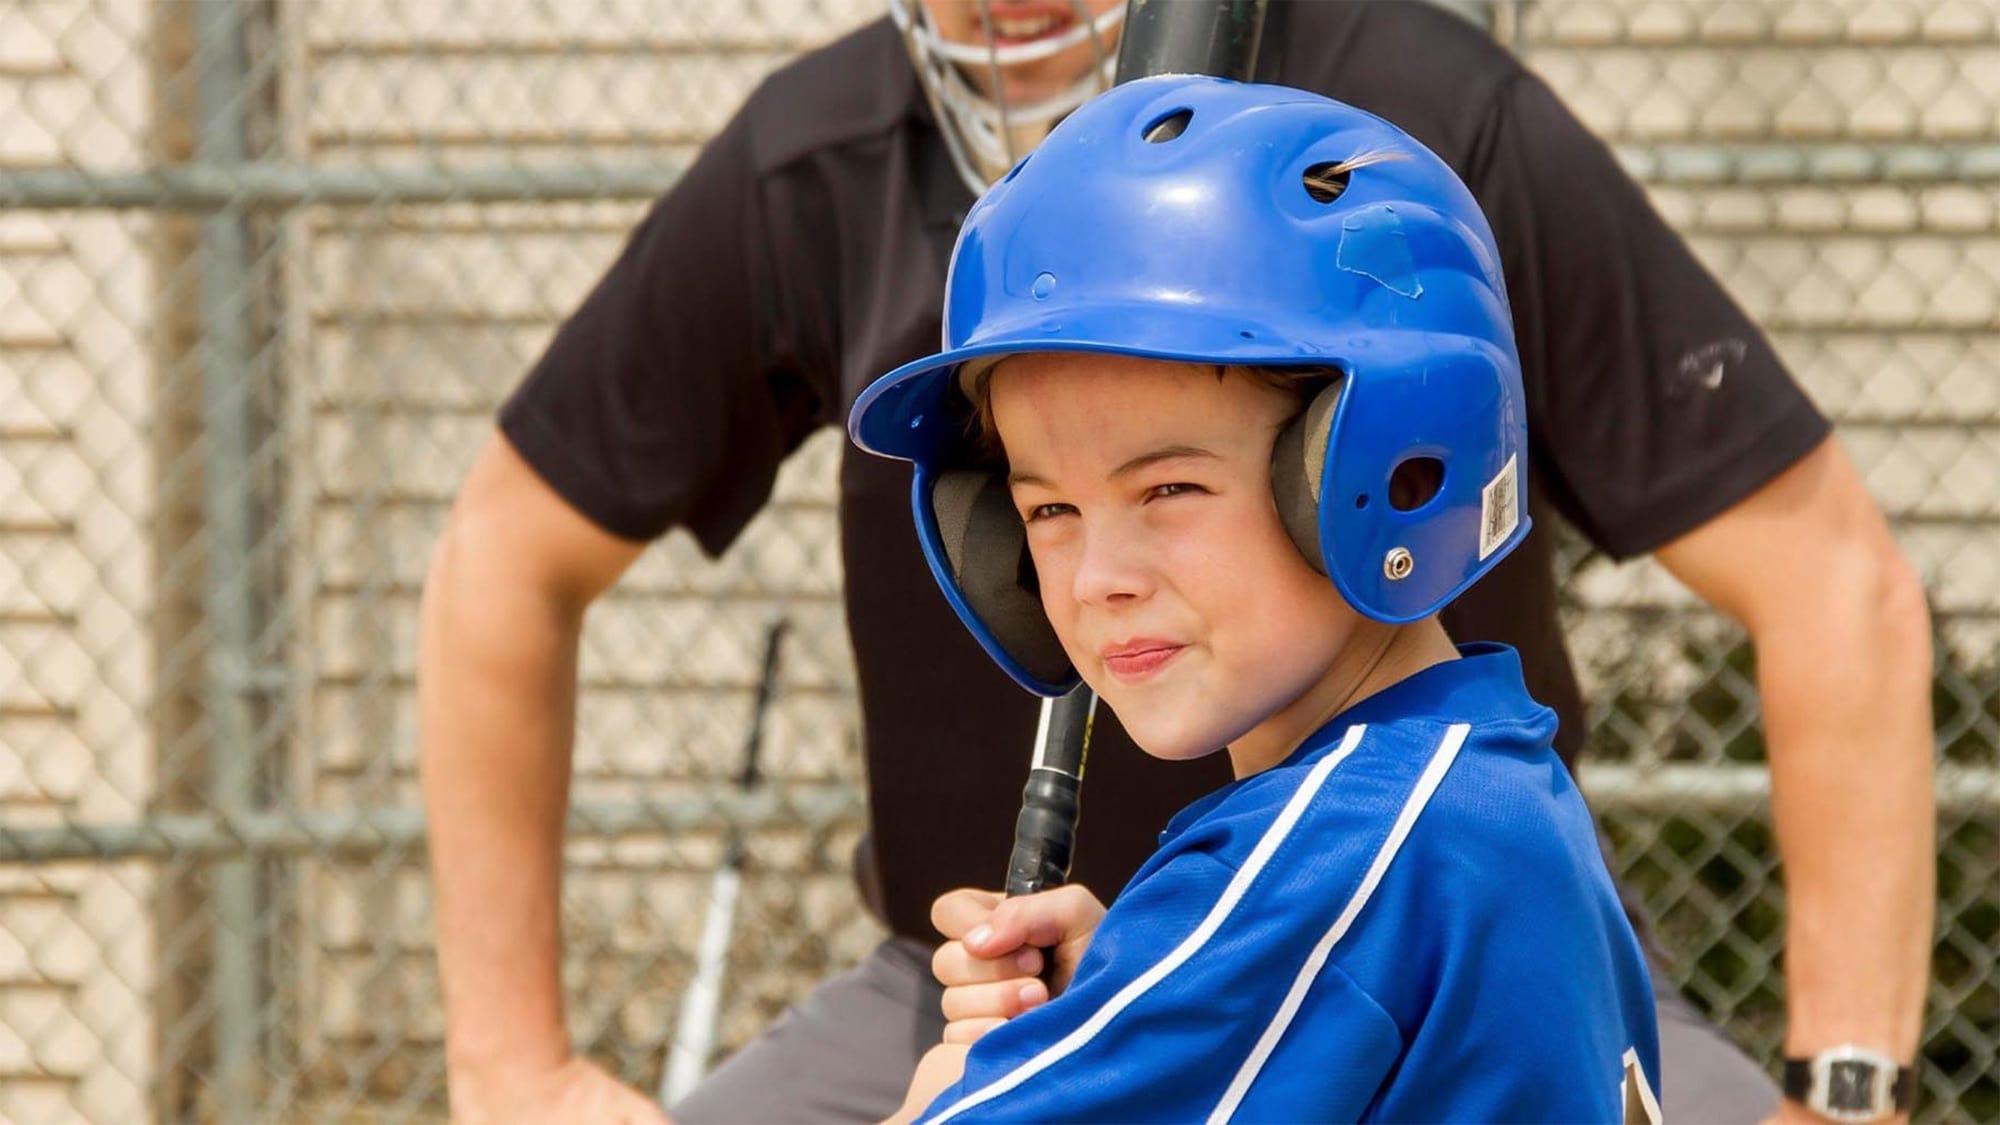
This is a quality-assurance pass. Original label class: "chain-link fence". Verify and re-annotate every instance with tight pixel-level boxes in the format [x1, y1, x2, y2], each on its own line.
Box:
[0, 0, 1993, 1120]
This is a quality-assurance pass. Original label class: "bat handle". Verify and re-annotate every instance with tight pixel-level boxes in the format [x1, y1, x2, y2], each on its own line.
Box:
[1004, 688, 1094, 896]
[1004, 766, 1082, 896]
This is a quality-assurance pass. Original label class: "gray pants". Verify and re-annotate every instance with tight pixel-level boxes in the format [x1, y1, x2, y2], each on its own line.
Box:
[668, 937, 1780, 1123]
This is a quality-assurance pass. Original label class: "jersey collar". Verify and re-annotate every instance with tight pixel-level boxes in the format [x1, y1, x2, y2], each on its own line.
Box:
[1158, 643, 1557, 845]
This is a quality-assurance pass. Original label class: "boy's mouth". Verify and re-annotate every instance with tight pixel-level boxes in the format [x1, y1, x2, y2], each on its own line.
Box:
[1100, 639, 1187, 681]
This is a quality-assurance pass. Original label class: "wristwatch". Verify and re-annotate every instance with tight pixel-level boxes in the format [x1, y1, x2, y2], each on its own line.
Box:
[1782, 1045, 1916, 1122]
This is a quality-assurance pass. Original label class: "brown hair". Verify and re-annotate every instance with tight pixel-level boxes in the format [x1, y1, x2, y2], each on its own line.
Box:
[958, 360, 1340, 456]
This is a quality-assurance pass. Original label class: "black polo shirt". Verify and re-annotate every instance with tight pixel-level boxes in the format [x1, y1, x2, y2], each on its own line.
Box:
[499, 2, 1828, 943]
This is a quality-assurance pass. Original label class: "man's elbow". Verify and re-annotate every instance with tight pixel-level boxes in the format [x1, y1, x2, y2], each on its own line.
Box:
[417, 444, 592, 698]
[1763, 525, 1935, 718]
[420, 479, 513, 644]
[423, 434, 632, 626]
[1867, 535, 1933, 683]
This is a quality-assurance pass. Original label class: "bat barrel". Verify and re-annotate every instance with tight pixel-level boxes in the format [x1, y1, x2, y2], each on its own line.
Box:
[1113, 0, 1269, 84]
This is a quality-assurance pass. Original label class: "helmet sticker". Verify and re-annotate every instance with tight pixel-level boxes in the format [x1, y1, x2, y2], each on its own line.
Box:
[1479, 453, 1520, 562]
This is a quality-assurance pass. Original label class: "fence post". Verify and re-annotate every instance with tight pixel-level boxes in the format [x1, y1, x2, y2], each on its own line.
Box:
[195, 0, 263, 1117]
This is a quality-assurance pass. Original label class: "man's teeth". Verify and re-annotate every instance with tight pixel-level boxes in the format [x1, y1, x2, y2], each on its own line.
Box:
[991, 14, 1063, 38]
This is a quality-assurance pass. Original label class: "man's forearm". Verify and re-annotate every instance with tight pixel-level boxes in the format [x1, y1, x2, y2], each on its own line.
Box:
[1755, 553, 1934, 1062]
[420, 517, 584, 1078]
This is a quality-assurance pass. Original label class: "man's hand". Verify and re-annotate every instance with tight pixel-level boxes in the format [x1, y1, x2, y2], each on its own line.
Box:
[929, 886, 1107, 1045]
[449, 1054, 670, 1124]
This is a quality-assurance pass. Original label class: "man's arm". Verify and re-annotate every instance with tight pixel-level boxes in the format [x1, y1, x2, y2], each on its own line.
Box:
[1655, 437, 1935, 1107]
[419, 432, 662, 1122]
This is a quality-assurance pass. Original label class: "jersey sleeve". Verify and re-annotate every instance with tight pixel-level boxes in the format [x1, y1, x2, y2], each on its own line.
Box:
[497, 109, 831, 553]
[915, 850, 1403, 1124]
[1469, 71, 1831, 559]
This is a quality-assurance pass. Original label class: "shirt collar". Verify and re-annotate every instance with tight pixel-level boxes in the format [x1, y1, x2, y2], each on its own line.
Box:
[1158, 643, 1555, 844]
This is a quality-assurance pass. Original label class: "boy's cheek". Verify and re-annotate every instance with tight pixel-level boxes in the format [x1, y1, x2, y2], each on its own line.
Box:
[1097, 667, 1241, 762]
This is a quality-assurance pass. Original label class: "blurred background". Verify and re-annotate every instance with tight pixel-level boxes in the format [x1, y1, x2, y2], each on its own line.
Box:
[0, 0, 1994, 1120]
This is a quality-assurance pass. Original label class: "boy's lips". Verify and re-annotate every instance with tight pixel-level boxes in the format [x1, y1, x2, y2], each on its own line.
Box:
[1100, 639, 1187, 681]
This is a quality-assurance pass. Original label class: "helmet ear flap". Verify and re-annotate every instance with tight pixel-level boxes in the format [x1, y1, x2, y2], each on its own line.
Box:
[1270, 382, 1343, 574]
[928, 470, 1074, 685]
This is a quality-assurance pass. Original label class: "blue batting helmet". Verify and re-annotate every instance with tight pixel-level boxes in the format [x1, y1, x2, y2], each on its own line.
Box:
[849, 75, 1530, 696]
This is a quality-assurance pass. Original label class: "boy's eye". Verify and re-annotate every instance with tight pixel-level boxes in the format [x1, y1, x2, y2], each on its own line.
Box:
[1148, 482, 1207, 501]
[1025, 502, 1076, 522]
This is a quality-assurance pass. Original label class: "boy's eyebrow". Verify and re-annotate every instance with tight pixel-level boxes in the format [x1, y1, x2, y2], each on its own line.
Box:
[1109, 444, 1220, 479]
[1007, 445, 1220, 489]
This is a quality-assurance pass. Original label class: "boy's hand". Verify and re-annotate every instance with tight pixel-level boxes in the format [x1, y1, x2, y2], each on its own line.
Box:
[881, 1042, 971, 1124]
[929, 886, 1108, 1045]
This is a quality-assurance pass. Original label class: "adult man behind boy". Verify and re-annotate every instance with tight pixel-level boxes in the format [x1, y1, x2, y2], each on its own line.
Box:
[420, 4, 1935, 1121]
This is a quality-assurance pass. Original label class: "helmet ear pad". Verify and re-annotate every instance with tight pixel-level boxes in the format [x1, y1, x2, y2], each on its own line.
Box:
[1270, 380, 1343, 575]
[927, 470, 1075, 686]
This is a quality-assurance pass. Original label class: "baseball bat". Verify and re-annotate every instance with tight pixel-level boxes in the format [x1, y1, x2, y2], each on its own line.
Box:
[662, 618, 788, 1105]
[1001, 0, 1270, 902]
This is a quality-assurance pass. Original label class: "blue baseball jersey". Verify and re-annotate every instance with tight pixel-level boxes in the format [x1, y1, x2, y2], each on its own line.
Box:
[919, 644, 1662, 1124]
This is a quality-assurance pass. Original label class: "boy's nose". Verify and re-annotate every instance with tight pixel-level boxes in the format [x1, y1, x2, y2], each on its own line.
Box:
[1069, 521, 1156, 607]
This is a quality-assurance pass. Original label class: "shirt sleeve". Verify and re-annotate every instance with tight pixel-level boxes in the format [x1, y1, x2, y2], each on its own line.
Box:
[915, 850, 1403, 1124]
[497, 110, 830, 552]
[1469, 71, 1831, 559]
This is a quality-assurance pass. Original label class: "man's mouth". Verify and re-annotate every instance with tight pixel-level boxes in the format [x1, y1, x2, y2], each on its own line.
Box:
[979, 5, 1076, 45]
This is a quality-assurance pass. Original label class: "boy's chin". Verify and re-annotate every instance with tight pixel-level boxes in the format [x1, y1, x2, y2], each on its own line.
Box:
[1117, 714, 1236, 764]
[1086, 680, 1238, 762]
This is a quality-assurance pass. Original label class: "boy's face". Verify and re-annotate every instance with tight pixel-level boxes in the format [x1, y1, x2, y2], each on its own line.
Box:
[991, 354, 1364, 762]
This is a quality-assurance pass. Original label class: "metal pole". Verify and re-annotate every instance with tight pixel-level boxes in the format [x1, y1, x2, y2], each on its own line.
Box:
[0, 159, 693, 210]
[7, 142, 2000, 213]
[195, 0, 261, 1117]
[0, 766, 1994, 867]
[0, 788, 866, 864]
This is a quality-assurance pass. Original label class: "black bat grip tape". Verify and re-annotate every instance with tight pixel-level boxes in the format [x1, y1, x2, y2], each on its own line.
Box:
[1004, 767, 1082, 897]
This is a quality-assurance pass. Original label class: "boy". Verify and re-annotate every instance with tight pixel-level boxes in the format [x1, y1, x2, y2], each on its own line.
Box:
[848, 75, 1662, 1122]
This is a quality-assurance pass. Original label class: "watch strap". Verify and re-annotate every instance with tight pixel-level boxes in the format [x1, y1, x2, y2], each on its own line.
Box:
[1783, 1056, 1918, 1114]
[1783, 1058, 1811, 1101]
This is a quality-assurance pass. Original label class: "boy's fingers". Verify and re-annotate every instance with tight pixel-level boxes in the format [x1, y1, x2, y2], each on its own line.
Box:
[940, 977, 1048, 1023]
[930, 887, 1006, 942]
[983, 885, 1107, 953]
[932, 941, 1043, 988]
[941, 1018, 1008, 1046]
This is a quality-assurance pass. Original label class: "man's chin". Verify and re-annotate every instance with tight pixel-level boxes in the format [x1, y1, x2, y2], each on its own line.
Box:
[1001, 69, 1093, 105]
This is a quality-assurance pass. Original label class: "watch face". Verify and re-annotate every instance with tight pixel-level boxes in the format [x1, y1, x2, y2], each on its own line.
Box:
[1827, 1059, 1880, 1114]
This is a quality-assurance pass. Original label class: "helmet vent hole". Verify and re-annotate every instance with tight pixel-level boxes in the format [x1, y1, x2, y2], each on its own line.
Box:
[1002, 155, 1029, 183]
[1354, 493, 1369, 509]
[1142, 108, 1193, 143]
[1239, 329, 1255, 339]
[1388, 457, 1445, 512]
[1303, 162, 1352, 204]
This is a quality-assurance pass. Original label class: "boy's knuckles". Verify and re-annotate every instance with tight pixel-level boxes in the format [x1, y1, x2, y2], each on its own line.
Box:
[930, 941, 965, 983]
[942, 1018, 1008, 1045]
[930, 887, 1002, 939]
[939, 982, 1007, 1022]
[934, 942, 1040, 987]
[941, 979, 1047, 1022]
